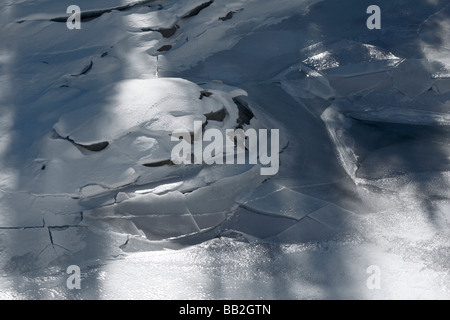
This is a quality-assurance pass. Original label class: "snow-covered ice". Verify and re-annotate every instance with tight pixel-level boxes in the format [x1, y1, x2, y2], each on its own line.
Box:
[0, 0, 449, 299]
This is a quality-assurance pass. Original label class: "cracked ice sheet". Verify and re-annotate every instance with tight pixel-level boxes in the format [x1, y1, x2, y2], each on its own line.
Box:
[1, 0, 450, 300]
[230, 181, 355, 243]
[157, 0, 323, 76]
[30, 77, 249, 196]
[1, 231, 450, 300]
[2, 182, 440, 300]
[294, 40, 404, 98]
[0, 220, 137, 276]
[321, 99, 450, 177]
[391, 59, 434, 97]
[53, 78, 225, 144]
[236, 181, 351, 222]
[419, 3, 450, 79]
[301, 40, 403, 76]
[0, 191, 83, 228]
[80, 165, 266, 241]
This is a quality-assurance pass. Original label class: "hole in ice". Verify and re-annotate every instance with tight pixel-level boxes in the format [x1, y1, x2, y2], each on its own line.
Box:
[141, 25, 179, 38]
[157, 45, 172, 52]
[46, 0, 157, 23]
[71, 60, 93, 77]
[233, 97, 255, 128]
[142, 159, 175, 168]
[54, 131, 110, 153]
[77, 141, 109, 152]
[219, 11, 234, 21]
[204, 108, 227, 122]
[182, 1, 214, 19]
[199, 90, 213, 99]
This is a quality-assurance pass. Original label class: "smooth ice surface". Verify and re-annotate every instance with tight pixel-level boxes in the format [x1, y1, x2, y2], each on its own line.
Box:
[0, 0, 450, 299]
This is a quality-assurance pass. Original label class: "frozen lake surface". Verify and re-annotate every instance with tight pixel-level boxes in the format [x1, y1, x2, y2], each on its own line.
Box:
[0, 0, 449, 299]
